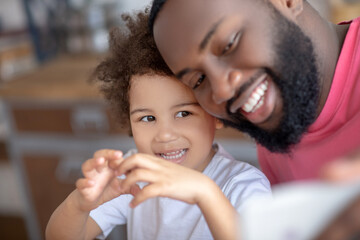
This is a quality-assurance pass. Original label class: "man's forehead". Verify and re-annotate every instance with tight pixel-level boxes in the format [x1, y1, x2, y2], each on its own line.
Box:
[155, 0, 220, 26]
[153, 0, 219, 69]
[154, 2, 232, 49]
[153, 0, 264, 70]
[155, 0, 260, 15]
[154, 0, 258, 40]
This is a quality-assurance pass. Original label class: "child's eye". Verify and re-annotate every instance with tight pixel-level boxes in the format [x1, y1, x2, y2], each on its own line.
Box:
[175, 111, 191, 118]
[193, 74, 206, 90]
[140, 115, 155, 122]
[222, 31, 242, 55]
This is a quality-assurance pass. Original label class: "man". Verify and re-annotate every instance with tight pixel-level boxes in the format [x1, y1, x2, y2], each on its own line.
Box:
[149, 0, 360, 239]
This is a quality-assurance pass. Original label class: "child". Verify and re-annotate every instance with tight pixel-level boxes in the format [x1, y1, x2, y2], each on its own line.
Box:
[46, 11, 271, 240]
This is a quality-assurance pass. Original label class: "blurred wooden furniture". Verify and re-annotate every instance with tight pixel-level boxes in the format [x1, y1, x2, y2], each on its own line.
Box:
[0, 54, 132, 240]
[330, 0, 360, 23]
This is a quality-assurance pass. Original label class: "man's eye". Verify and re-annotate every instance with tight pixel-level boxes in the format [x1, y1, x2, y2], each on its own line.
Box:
[193, 74, 206, 90]
[222, 31, 242, 55]
[223, 42, 233, 54]
[140, 115, 155, 122]
[175, 111, 191, 118]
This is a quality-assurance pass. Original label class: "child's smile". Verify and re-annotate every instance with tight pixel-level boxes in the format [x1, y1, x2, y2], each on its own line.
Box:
[156, 148, 188, 164]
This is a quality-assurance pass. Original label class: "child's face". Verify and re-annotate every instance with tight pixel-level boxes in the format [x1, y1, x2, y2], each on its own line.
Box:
[129, 74, 220, 172]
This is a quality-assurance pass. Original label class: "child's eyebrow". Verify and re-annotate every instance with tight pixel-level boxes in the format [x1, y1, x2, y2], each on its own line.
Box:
[173, 102, 200, 108]
[130, 102, 200, 115]
[130, 108, 151, 115]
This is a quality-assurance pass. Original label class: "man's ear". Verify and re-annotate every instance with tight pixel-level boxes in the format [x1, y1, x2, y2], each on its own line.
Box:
[215, 119, 224, 130]
[272, 0, 304, 18]
[286, 0, 304, 17]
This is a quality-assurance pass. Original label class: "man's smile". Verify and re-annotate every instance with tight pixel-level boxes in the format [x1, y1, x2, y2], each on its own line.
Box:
[243, 80, 268, 113]
[226, 72, 278, 125]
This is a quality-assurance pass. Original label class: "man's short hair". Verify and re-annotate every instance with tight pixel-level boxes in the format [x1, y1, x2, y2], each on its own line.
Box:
[149, 0, 167, 34]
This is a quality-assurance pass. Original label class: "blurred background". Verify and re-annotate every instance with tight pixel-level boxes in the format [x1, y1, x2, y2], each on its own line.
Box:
[0, 0, 359, 239]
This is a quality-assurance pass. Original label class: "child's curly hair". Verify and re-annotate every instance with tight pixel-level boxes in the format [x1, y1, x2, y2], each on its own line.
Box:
[93, 10, 173, 132]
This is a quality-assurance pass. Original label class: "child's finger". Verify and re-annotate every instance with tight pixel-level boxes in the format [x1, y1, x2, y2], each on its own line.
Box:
[94, 149, 123, 161]
[81, 157, 106, 174]
[94, 149, 124, 170]
[129, 184, 162, 208]
[117, 153, 162, 175]
[76, 178, 95, 190]
[116, 179, 141, 196]
[108, 156, 125, 170]
[120, 168, 159, 192]
[129, 184, 141, 196]
[81, 157, 99, 174]
[94, 157, 107, 173]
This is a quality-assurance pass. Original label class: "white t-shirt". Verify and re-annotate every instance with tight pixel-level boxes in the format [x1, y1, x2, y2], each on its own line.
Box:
[90, 143, 271, 239]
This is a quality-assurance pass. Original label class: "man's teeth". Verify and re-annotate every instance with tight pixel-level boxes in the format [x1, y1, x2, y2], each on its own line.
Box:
[160, 149, 186, 160]
[242, 81, 268, 113]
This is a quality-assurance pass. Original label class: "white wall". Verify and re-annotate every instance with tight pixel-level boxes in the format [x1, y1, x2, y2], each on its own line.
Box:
[0, 0, 27, 31]
[307, 0, 331, 20]
[119, 0, 152, 13]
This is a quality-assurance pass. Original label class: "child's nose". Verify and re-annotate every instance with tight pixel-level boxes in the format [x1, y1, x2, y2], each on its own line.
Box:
[155, 122, 178, 143]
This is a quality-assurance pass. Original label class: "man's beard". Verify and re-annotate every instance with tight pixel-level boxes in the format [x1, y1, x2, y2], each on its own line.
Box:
[221, 8, 320, 153]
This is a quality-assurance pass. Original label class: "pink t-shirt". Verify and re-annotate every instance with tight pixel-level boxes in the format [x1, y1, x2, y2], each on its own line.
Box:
[258, 17, 360, 185]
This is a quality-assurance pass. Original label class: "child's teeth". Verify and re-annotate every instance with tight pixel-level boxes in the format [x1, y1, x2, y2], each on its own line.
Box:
[161, 149, 186, 160]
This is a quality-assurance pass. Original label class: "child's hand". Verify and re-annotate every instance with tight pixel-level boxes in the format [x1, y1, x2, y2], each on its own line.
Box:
[75, 149, 126, 212]
[116, 153, 214, 208]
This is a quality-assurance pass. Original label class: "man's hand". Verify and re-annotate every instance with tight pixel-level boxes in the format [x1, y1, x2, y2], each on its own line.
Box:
[321, 149, 360, 182]
[316, 196, 360, 240]
[317, 149, 360, 240]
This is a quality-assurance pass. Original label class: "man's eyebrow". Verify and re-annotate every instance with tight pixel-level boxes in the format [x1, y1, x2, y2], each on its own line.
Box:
[175, 68, 191, 79]
[199, 17, 224, 51]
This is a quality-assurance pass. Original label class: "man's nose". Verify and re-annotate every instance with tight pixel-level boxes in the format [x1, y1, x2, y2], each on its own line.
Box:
[210, 69, 243, 104]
